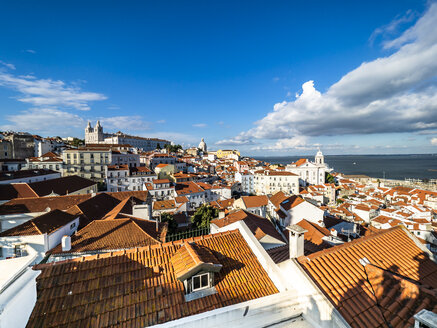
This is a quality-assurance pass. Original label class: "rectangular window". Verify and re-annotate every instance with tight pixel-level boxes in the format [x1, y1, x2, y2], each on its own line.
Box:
[14, 244, 26, 257]
[192, 273, 209, 291]
[70, 222, 76, 229]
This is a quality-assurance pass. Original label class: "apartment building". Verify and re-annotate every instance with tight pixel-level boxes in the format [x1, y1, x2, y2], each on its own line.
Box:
[253, 170, 299, 196]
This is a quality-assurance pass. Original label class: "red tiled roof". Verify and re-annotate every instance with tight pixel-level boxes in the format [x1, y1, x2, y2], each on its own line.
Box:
[175, 196, 189, 204]
[211, 209, 285, 243]
[153, 199, 176, 210]
[153, 179, 171, 184]
[0, 194, 92, 215]
[101, 197, 135, 220]
[170, 242, 222, 281]
[175, 181, 204, 195]
[269, 191, 288, 208]
[106, 190, 150, 202]
[0, 210, 77, 236]
[0, 183, 38, 200]
[28, 175, 96, 197]
[28, 230, 278, 327]
[295, 158, 307, 167]
[298, 226, 437, 328]
[49, 218, 166, 254]
[296, 219, 331, 247]
[280, 195, 305, 211]
[242, 195, 268, 208]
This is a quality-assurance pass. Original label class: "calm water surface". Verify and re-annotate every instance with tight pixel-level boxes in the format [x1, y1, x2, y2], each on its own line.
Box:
[253, 154, 437, 180]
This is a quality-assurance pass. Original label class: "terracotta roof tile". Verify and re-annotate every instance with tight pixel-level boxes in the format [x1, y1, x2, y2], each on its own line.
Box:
[175, 181, 204, 195]
[298, 226, 437, 328]
[269, 191, 288, 208]
[242, 195, 269, 208]
[106, 190, 150, 202]
[280, 195, 305, 211]
[0, 209, 77, 237]
[49, 218, 166, 254]
[0, 183, 38, 200]
[171, 242, 222, 281]
[153, 199, 176, 210]
[27, 230, 278, 327]
[211, 209, 285, 243]
[0, 194, 92, 215]
[28, 175, 96, 197]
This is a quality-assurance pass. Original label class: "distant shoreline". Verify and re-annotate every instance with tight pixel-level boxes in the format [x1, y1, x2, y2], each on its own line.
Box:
[252, 153, 437, 158]
[253, 154, 437, 181]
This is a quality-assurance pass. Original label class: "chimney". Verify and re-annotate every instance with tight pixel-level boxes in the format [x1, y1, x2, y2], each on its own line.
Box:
[286, 224, 307, 259]
[62, 235, 71, 252]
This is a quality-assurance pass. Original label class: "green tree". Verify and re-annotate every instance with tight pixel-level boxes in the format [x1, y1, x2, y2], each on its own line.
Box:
[71, 138, 84, 147]
[156, 143, 162, 150]
[165, 144, 183, 153]
[325, 172, 335, 184]
[160, 212, 178, 234]
[191, 205, 218, 229]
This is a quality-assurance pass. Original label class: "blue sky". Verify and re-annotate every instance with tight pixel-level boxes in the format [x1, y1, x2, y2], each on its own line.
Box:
[1, 0, 436, 156]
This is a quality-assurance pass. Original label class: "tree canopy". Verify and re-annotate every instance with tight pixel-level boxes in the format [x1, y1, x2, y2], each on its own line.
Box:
[165, 144, 183, 153]
[160, 212, 178, 234]
[325, 172, 336, 184]
[191, 205, 218, 229]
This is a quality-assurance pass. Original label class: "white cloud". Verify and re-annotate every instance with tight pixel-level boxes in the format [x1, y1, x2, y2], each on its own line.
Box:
[0, 70, 106, 111]
[0, 61, 16, 70]
[218, 3, 437, 149]
[0, 108, 85, 136]
[251, 136, 310, 151]
[369, 9, 417, 46]
[215, 137, 256, 146]
[431, 137, 437, 145]
[25, 49, 36, 54]
[193, 123, 207, 128]
[156, 119, 166, 124]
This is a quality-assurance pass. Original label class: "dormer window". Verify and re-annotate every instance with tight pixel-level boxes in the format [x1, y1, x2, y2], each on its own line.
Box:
[170, 242, 222, 302]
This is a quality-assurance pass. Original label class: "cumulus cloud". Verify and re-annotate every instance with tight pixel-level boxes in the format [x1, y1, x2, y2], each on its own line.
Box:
[0, 108, 85, 135]
[252, 136, 310, 151]
[0, 70, 106, 110]
[218, 3, 437, 149]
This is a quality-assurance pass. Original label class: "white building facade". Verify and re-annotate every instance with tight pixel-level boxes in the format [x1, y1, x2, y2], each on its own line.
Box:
[235, 172, 255, 195]
[85, 121, 170, 151]
[286, 150, 331, 186]
[253, 170, 299, 196]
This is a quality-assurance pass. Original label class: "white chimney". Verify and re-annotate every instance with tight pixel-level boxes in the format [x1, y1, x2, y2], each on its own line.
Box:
[132, 204, 150, 220]
[286, 225, 307, 259]
[62, 235, 71, 252]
